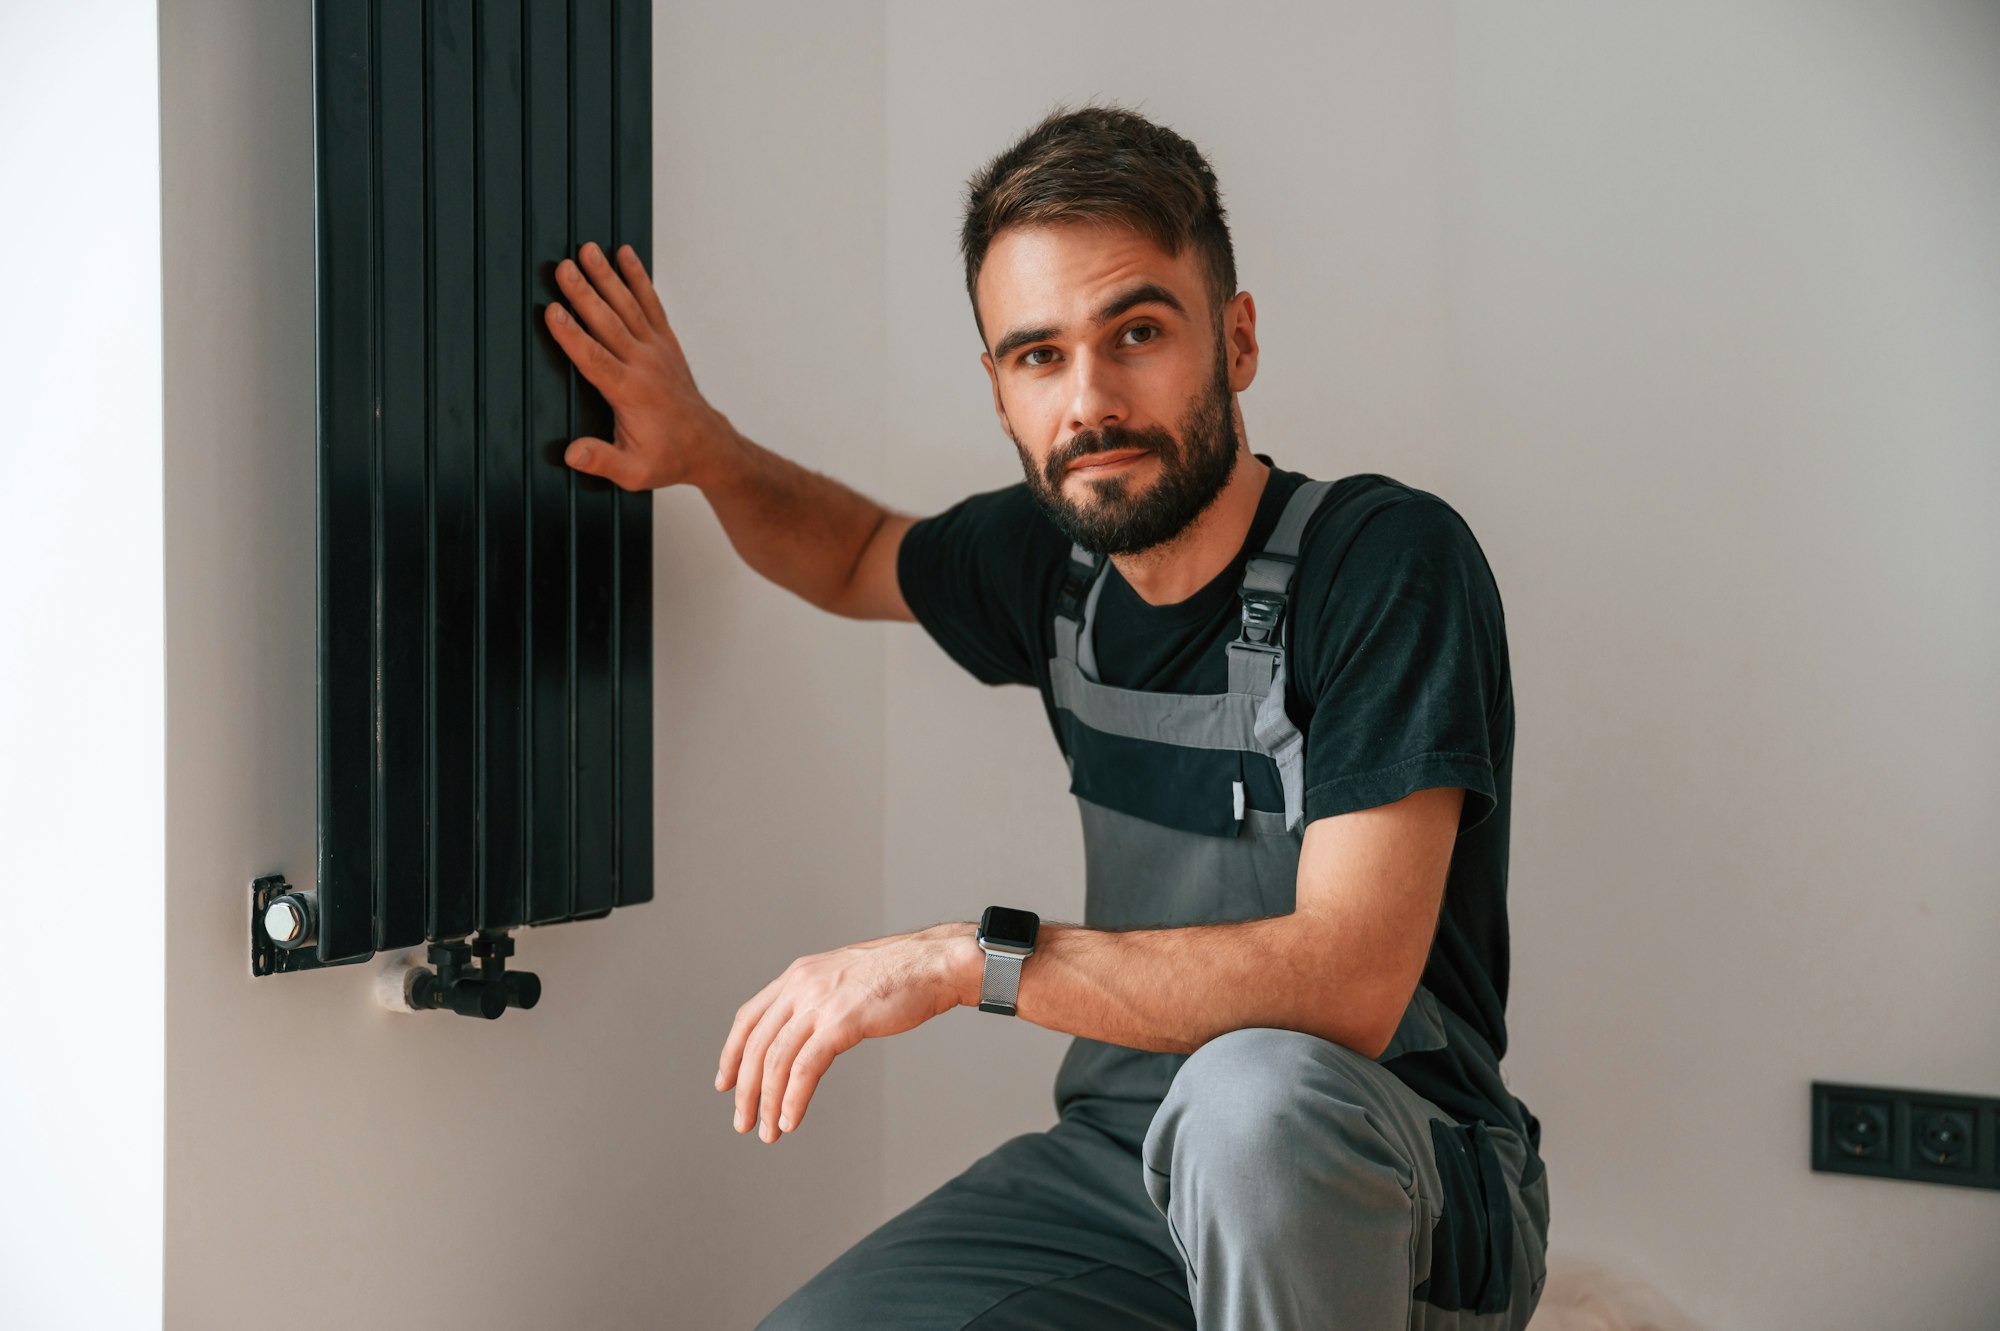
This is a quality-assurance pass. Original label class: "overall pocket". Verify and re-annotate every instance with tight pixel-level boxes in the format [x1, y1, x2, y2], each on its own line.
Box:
[1413, 1118, 1516, 1317]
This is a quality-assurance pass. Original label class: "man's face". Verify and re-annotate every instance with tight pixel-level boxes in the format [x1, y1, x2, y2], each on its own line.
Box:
[976, 222, 1255, 556]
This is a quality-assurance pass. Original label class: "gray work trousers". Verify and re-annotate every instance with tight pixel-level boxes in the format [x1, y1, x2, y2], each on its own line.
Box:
[756, 1026, 1550, 1330]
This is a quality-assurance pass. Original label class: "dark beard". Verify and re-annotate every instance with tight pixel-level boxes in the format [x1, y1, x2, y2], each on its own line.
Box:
[1012, 337, 1239, 556]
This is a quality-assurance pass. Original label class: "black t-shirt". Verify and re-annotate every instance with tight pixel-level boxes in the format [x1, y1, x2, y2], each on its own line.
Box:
[896, 454, 1520, 1087]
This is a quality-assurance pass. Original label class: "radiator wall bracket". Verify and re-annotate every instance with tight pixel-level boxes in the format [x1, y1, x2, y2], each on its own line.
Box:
[250, 873, 364, 977]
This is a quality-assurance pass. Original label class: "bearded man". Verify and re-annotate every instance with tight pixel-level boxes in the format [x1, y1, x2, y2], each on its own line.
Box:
[546, 102, 1548, 1331]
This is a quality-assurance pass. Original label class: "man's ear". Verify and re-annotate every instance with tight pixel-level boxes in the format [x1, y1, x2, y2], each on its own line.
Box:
[1223, 290, 1260, 394]
[979, 351, 1011, 435]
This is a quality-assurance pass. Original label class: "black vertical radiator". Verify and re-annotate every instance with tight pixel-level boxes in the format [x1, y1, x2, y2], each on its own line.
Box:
[251, 0, 655, 1018]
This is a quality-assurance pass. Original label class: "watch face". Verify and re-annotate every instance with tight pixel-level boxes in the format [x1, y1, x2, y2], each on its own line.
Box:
[980, 906, 1039, 950]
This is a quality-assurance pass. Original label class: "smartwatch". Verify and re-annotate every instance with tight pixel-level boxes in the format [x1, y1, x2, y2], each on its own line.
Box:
[976, 906, 1040, 1015]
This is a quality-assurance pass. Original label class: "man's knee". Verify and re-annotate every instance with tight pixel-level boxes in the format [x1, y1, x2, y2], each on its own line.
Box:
[1142, 1027, 1412, 1222]
[1154, 1028, 1329, 1146]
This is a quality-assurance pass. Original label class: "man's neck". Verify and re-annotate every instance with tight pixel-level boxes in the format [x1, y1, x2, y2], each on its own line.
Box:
[1109, 444, 1271, 607]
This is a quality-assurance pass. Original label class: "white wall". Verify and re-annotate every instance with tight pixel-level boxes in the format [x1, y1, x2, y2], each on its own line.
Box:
[157, 3, 886, 1328]
[876, 2, 2000, 1329]
[0, 3, 164, 1328]
[1444, 6, 2000, 1325]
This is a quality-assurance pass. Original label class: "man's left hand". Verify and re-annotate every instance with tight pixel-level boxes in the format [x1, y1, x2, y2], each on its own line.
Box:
[716, 923, 975, 1143]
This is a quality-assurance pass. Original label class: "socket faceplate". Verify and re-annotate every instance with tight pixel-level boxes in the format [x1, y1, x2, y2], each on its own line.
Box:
[1811, 1081, 1999, 1192]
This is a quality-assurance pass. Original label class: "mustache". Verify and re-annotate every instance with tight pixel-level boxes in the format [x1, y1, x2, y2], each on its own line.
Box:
[1052, 423, 1175, 475]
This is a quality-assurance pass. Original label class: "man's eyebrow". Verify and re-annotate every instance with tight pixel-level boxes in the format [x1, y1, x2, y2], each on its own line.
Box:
[990, 282, 1188, 363]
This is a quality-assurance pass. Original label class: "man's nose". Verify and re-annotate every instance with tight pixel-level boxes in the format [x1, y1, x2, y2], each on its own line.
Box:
[1064, 350, 1130, 436]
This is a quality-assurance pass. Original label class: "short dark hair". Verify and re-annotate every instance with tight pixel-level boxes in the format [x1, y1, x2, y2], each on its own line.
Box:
[959, 102, 1237, 342]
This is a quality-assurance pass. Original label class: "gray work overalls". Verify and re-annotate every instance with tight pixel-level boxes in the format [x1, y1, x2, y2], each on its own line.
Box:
[759, 478, 1551, 1331]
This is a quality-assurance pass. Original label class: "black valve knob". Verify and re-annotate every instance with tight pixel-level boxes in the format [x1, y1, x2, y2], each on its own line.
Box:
[502, 970, 542, 1010]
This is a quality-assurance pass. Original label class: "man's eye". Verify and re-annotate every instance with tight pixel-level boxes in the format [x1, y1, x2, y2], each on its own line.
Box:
[1020, 326, 1154, 367]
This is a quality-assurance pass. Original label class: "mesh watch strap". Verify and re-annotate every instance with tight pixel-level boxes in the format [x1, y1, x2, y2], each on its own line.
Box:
[978, 947, 1026, 1014]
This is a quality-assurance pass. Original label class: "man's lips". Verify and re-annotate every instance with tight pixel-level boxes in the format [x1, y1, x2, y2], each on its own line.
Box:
[1066, 448, 1150, 474]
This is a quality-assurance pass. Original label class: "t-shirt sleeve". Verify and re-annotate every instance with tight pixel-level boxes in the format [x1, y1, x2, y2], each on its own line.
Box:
[894, 482, 1060, 688]
[1297, 497, 1506, 835]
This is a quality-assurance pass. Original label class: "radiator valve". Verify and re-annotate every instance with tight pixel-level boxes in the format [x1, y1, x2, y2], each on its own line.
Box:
[401, 932, 542, 1019]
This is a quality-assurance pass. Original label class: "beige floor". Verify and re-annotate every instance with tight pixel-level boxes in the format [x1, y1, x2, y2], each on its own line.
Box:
[1526, 1256, 1707, 1331]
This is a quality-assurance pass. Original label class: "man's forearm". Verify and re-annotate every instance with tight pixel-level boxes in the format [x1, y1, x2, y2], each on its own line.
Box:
[693, 418, 902, 614]
[938, 917, 1392, 1059]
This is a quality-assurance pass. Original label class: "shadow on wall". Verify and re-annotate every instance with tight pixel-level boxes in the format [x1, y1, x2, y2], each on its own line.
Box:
[1528, 1255, 1708, 1331]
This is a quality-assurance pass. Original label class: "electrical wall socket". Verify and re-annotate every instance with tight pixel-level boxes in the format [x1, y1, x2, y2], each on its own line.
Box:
[1811, 1080, 2000, 1192]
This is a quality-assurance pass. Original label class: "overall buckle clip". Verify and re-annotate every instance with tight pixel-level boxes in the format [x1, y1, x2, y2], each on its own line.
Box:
[1238, 589, 1287, 647]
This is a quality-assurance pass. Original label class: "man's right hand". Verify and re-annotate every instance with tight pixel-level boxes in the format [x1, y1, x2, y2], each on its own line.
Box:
[544, 241, 732, 492]
[545, 240, 915, 620]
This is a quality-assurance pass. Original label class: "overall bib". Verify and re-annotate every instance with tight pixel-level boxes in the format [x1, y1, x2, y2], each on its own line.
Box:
[759, 478, 1550, 1331]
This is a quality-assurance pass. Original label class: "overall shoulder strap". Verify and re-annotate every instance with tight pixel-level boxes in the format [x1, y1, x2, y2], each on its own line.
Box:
[1052, 542, 1105, 668]
[1227, 478, 1334, 696]
[1231, 477, 1336, 833]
